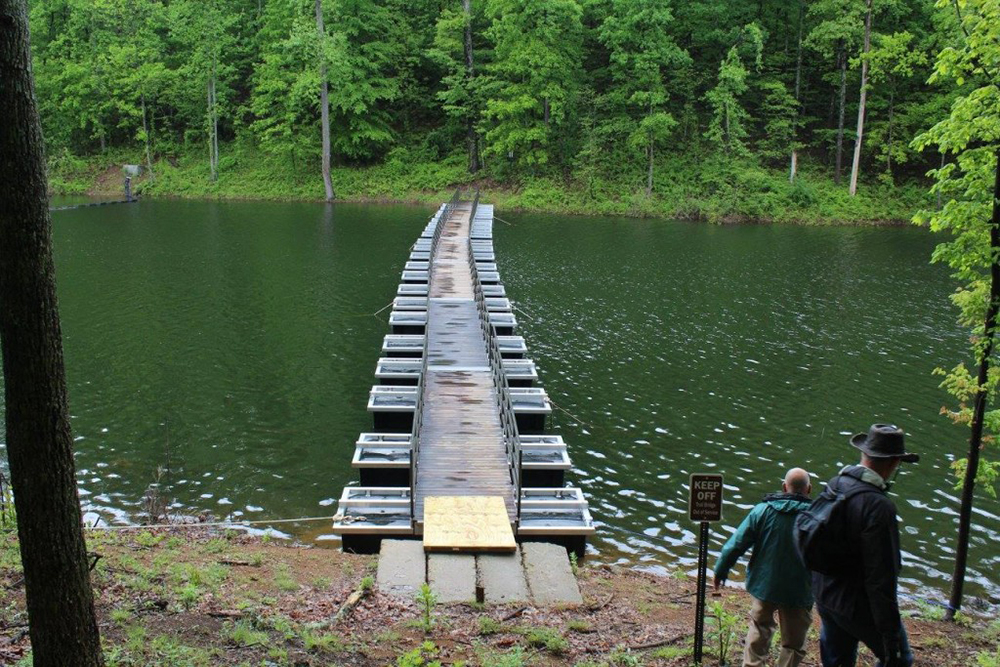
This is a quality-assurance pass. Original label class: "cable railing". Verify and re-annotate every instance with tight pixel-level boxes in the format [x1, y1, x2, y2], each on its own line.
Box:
[409, 188, 462, 527]
[467, 191, 523, 526]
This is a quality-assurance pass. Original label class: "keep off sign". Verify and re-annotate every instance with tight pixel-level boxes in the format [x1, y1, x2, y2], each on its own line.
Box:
[689, 473, 724, 522]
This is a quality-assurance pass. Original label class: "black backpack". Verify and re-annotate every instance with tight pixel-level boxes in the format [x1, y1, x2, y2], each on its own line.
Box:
[793, 471, 882, 575]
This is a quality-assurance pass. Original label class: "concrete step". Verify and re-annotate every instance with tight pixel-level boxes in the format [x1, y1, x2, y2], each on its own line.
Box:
[521, 542, 583, 605]
[376, 540, 425, 597]
[377, 540, 579, 606]
[428, 554, 476, 603]
[478, 547, 530, 603]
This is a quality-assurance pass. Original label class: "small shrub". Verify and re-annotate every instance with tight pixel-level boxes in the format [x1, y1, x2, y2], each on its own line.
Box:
[360, 575, 375, 593]
[567, 619, 591, 633]
[415, 583, 438, 633]
[706, 600, 740, 665]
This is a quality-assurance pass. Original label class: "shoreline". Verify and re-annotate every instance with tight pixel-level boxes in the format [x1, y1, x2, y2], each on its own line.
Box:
[47, 149, 927, 228]
[1, 526, 995, 666]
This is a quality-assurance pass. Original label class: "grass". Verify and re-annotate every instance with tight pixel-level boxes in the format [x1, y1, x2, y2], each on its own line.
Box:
[273, 563, 299, 592]
[301, 629, 344, 653]
[478, 616, 504, 636]
[228, 620, 269, 648]
[522, 626, 570, 655]
[47, 142, 930, 226]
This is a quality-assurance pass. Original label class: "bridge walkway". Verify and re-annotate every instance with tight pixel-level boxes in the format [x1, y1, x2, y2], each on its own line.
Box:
[414, 202, 514, 526]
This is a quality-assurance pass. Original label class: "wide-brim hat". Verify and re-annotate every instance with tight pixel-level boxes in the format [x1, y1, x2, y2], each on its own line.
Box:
[850, 424, 919, 463]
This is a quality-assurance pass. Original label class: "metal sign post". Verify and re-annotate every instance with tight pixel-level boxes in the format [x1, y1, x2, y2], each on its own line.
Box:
[689, 473, 724, 664]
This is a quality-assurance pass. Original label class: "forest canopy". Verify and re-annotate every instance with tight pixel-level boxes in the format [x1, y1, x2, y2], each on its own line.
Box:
[27, 0, 964, 201]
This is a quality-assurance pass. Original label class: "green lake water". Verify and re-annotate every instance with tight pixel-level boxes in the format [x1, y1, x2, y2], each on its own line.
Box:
[1, 198, 997, 602]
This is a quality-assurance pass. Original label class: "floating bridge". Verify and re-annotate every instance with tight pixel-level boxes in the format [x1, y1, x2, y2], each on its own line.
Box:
[332, 191, 594, 557]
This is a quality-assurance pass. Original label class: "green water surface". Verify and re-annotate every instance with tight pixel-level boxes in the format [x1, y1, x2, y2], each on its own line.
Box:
[1, 199, 996, 602]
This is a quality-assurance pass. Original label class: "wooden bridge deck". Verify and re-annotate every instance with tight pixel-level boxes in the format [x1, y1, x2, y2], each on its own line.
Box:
[414, 202, 514, 524]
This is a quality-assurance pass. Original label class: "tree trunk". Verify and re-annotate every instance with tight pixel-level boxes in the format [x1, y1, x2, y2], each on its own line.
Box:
[207, 77, 217, 182]
[849, 0, 873, 197]
[141, 92, 154, 182]
[835, 43, 847, 185]
[886, 90, 894, 177]
[0, 1, 105, 664]
[946, 146, 1000, 620]
[315, 0, 334, 202]
[789, 0, 804, 183]
[463, 0, 479, 173]
[646, 141, 654, 198]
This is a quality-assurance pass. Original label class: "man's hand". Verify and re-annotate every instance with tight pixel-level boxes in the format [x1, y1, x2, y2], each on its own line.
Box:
[713, 574, 723, 591]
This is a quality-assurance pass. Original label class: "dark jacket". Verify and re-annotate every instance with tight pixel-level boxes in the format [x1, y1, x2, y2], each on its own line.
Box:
[811, 466, 903, 643]
[714, 492, 813, 608]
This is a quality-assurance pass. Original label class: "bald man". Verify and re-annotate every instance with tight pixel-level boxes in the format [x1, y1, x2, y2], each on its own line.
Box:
[714, 469, 814, 667]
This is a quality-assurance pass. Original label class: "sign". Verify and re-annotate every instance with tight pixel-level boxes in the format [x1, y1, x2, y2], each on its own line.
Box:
[689, 473, 723, 664]
[689, 473, 724, 522]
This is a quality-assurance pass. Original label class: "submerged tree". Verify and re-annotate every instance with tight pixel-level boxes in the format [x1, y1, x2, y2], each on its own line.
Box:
[912, 0, 1000, 620]
[0, 0, 104, 663]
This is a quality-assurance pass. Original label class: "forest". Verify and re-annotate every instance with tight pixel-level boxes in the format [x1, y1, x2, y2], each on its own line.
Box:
[27, 0, 969, 220]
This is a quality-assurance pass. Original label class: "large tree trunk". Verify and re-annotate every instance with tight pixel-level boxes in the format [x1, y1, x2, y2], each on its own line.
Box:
[315, 0, 334, 202]
[0, 1, 105, 664]
[835, 43, 847, 185]
[463, 0, 479, 173]
[789, 0, 804, 183]
[849, 0, 873, 197]
[947, 147, 1000, 620]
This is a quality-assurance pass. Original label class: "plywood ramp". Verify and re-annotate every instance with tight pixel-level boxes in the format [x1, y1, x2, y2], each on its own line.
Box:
[422, 496, 517, 552]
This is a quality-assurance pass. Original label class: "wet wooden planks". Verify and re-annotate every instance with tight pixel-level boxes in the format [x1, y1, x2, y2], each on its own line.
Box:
[425, 300, 488, 368]
[414, 370, 514, 522]
[414, 200, 515, 529]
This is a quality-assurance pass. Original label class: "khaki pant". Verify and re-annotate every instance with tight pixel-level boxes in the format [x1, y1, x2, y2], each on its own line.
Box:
[742, 596, 812, 667]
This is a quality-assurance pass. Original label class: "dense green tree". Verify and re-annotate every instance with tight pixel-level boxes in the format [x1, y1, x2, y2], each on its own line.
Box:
[598, 0, 689, 195]
[481, 0, 584, 171]
[704, 23, 763, 156]
[912, 0, 1000, 620]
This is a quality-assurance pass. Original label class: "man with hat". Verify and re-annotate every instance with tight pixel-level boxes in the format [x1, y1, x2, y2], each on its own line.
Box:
[812, 424, 918, 667]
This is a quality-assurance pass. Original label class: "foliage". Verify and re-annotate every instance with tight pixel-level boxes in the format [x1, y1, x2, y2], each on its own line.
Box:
[27, 0, 959, 204]
[415, 583, 438, 632]
[912, 0, 1000, 498]
[704, 24, 764, 156]
[523, 626, 569, 654]
[706, 600, 740, 665]
[397, 641, 442, 667]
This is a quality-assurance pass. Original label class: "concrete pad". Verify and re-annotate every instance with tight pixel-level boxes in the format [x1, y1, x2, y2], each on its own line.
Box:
[521, 542, 583, 605]
[478, 547, 529, 604]
[427, 554, 476, 603]
[377, 540, 425, 597]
